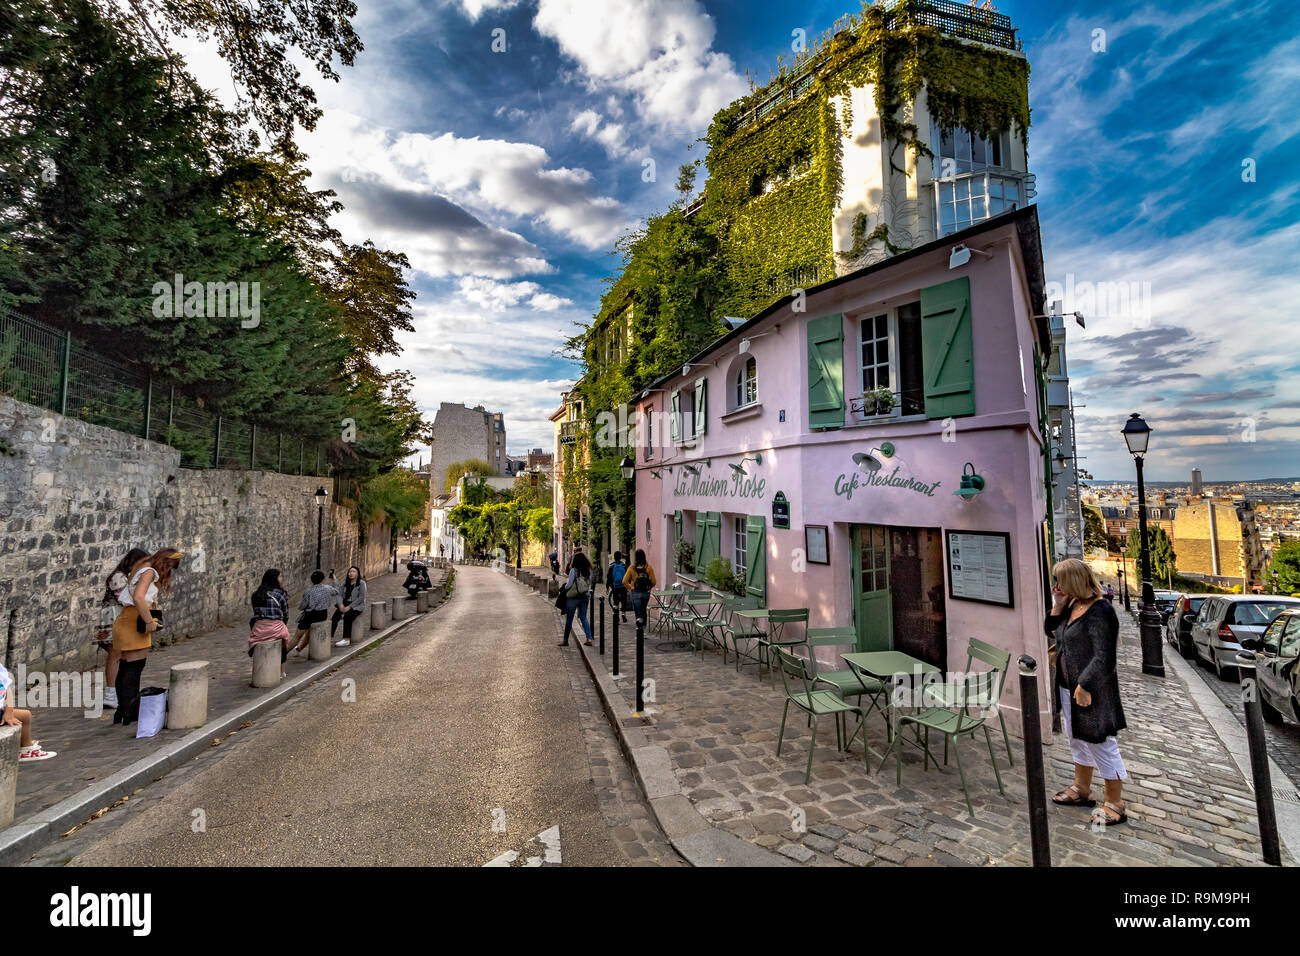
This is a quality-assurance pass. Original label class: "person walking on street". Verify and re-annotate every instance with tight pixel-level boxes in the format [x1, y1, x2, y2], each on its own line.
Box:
[1104, 583, 1114, 604]
[557, 545, 593, 647]
[249, 569, 292, 679]
[332, 566, 367, 647]
[100, 547, 149, 710]
[290, 569, 339, 655]
[623, 549, 656, 629]
[1045, 558, 1128, 827]
[607, 551, 628, 624]
[111, 547, 183, 725]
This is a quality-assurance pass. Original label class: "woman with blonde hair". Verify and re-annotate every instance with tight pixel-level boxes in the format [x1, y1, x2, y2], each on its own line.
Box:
[111, 547, 183, 725]
[1044, 558, 1128, 826]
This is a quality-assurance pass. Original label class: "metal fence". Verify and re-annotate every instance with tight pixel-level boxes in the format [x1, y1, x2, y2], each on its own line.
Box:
[0, 306, 328, 474]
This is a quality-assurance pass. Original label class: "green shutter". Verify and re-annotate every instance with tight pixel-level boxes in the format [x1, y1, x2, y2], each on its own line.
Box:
[745, 515, 766, 604]
[920, 276, 975, 419]
[673, 510, 683, 571]
[807, 313, 845, 429]
[670, 391, 681, 440]
[701, 511, 721, 570]
[693, 512, 705, 571]
[695, 377, 707, 436]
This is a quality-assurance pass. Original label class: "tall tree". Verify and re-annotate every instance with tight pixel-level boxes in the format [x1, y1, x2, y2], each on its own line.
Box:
[1126, 526, 1177, 584]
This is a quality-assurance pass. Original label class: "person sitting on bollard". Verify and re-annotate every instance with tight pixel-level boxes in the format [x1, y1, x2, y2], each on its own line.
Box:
[248, 569, 291, 680]
[606, 551, 629, 624]
[332, 566, 367, 647]
[623, 549, 656, 629]
[402, 561, 432, 600]
[1045, 558, 1128, 827]
[557, 545, 593, 647]
[290, 569, 339, 656]
[1, 661, 57, 762]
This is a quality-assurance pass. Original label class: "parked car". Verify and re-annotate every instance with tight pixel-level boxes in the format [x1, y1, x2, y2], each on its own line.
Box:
[1189, 596, 1300, 680]
[1153, 589, 1181, 621]
[1165, 593, 1208, 658]
[1248, 608, 1300, 724]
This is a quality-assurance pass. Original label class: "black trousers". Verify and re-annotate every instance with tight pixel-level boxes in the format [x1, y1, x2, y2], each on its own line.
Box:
[114, 657, 147, 724]
[331, 608, 362, 640]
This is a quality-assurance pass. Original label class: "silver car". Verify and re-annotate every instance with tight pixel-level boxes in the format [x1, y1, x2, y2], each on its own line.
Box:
[1249, 609, 1300, 724]
[1189, 595, 1300, 681]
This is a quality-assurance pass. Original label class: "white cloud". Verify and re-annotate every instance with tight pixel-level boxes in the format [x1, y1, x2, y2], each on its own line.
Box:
[457, 277, 574, 311]
[533, 0, 748, 135]
[457, 0, 525, 20]
[569, 109, 644, 159]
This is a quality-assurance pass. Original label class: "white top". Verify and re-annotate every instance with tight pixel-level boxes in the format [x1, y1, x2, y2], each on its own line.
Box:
[119, 567, 158, 607]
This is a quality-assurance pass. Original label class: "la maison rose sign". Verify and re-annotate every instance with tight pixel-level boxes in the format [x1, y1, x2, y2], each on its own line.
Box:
[833, 466, 941, 501]
[673, 469, 768, 500]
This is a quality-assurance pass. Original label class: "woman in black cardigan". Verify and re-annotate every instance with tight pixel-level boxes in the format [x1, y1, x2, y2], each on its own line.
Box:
[1044, 558, 1128, 826]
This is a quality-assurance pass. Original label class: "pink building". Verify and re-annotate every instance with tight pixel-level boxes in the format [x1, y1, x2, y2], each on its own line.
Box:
[631, 207, 1055, 730]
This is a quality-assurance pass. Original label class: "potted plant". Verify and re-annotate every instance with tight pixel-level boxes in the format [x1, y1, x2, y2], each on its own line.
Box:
[704, 556, 736, 594]
[868, 386, 896, 416]
[675, 538, 696, 574]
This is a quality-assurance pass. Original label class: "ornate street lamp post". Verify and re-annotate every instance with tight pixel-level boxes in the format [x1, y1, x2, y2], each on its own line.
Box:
[1121, 413, 1164, 677]
[314, 486, 328, 570]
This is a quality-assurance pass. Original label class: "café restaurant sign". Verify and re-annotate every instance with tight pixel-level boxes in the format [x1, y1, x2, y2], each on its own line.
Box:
[833, 466, 941, 501]
[673, 469, 768, 500]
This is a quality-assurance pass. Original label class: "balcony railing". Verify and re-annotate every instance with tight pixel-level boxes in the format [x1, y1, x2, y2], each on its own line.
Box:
[560, 420, 582, 446]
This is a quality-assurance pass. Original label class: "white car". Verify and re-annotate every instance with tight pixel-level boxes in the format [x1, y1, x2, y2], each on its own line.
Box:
[1189, 596, 1300, 680]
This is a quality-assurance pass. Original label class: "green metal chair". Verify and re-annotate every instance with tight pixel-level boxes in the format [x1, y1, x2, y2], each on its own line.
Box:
[667, 590, 712, 646]
[804, 628, 890, 736]
[920, 637, 1015, 768]
[878, 642, 1009, 816]
[688, 595, 729, 659]
[757, 608, 809, 684]
[773, 646, 869, 783]
[649, 584, 684, 633]
[722, 597, 764, 671]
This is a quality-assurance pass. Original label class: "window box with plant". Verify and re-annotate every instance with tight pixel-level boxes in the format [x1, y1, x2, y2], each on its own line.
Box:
[675, 538, 696, 575]
[704, 556, 747, 596]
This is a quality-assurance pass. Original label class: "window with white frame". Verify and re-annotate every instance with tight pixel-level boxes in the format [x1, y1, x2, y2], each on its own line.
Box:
[733, 516, 747, 578]
[857, 302, 925, 417]
[734, 356, 757, 409]
[931, 120, 1022, 237]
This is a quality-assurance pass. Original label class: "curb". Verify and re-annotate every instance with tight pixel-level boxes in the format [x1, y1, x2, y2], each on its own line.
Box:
[0, 591, 452, 865]
[508, 573, 791, 867]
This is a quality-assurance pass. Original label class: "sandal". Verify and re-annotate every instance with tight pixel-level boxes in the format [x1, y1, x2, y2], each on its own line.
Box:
[1091, 802, 1128, 826]
[1051, 784, 1096, 807]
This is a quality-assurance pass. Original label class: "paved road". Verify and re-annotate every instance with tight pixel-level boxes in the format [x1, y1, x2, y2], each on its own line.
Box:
[61, 566, 654, 866]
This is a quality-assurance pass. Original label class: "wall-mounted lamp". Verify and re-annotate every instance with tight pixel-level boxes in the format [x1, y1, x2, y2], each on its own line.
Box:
[681, 459, 711, 477]
[851, 443, 895, 474]
[729, 453, 763, 478]
[953, 462, 986, 499]
[682, 360, 717, 377]
[948, 243, 993, 270]
[649, 467, 671, 480]
[738, 332, 773, 354]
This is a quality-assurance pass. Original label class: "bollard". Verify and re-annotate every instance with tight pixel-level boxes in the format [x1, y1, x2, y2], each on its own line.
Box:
[635, 619, 645, 713]
[391, 596, 411, 621]
[347, 613, 368, 646]
[0, 724, 21, 827]
[599, 590, 606, 655]
[416, 591, 429, 613]
[251, 641, 281, 688]
[1017, 654, 1051, 867]
[309, 619, 331, 661]
[166, 660, 209, 730]
[612, 607, 621, 678]
[1237, 651, 1282, 865]
[371, 601, 388, 630]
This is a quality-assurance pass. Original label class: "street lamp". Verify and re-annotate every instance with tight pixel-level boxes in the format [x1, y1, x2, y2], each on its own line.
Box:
[1121, 413, 1164, 677]
[314, 486, 328, 570]
[620, 456, 635, 479]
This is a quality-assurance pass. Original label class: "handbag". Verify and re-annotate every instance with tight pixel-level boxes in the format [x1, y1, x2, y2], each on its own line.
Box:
[135, 687, 167, 738]
[135, 609, 164, 633]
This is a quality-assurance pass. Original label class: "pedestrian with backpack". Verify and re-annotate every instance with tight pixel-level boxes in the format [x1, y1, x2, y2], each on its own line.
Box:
[607, 551, 629, 623]
[557, 545, 594, 647]
[623, 549, 656, 629]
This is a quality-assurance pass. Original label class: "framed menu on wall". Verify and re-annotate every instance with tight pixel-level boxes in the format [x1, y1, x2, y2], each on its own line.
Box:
[945, 530, 1013, 607]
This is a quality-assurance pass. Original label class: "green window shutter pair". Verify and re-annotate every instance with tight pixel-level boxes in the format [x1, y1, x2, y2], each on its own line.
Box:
[695, 511, 721, 571]
[744, 515, 766, 604]
[806, 314, 845, 429]
[919, 275, 975, 419]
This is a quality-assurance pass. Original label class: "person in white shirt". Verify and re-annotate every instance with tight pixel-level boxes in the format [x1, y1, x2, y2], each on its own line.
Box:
[0, 663, 56, 762]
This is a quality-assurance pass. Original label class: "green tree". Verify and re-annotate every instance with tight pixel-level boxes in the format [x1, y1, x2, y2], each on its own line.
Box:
[357, 468, 427, 535]
[1126, 526, 1177, 584]
[526, 507, 554, 545]
[1084, 506, 1109, 552]
[445, 459, 496, 494]
[1272, 540, 1300, 594]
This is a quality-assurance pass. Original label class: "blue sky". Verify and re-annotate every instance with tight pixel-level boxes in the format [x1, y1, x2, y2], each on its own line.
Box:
[179, 0, 1300, 481]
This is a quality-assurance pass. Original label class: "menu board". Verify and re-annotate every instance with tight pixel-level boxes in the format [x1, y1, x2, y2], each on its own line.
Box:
[946, 531, 1013, 607]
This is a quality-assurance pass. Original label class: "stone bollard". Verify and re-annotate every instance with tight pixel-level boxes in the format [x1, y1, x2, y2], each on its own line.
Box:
[166, 661, 209, 730]
[0, 724, 20, 828]
[348, 614, 369, 646]
[391, 596, 411, 621]
[416, 591, 429, 613]
[309, 619, 331, 661]
[371, 601, 388, 630]
[251, 641, 281, 688]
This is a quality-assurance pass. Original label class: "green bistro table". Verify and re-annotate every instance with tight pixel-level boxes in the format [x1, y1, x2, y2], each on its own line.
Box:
[841, 651, 942, 768]
[685, 594, 726, 657]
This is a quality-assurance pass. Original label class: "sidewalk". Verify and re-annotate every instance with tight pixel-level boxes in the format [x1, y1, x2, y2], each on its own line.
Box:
[8, 569, 438, 833]
[579, 590, 1286, 867]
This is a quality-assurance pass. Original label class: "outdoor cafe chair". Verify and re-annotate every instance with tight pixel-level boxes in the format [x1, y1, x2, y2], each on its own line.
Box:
[773, 646, 870, 783]
[649, 584, 684, 633]
[689, 594, 734, 660]
[805, 628, 889, 722]
[723, 597, 764, 672]
[757, 608, 809, 685]
[667, 590, 712, 646]
[919, 638, 1015, 768]
[878, 642, 1010, 816]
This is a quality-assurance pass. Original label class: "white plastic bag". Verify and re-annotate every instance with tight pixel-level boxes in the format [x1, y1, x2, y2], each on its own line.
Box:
[136, 688, 167, 738]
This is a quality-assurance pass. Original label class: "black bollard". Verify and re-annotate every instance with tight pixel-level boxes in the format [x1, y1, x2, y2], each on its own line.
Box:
[612, 604, 620, 677]
[599, 590, 606, 655]
[589, 587, 597, 644]
[635, 618, 645, 714]
[1017, 654, 1051, 867]
[1236, 651, 1281, 865]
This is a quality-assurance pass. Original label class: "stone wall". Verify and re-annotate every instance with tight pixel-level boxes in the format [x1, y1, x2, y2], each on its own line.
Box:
[0, 396, 391, 672]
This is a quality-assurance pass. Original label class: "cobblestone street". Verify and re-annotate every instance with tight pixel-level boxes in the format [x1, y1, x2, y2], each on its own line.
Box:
[587, 595, 1287, 867]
